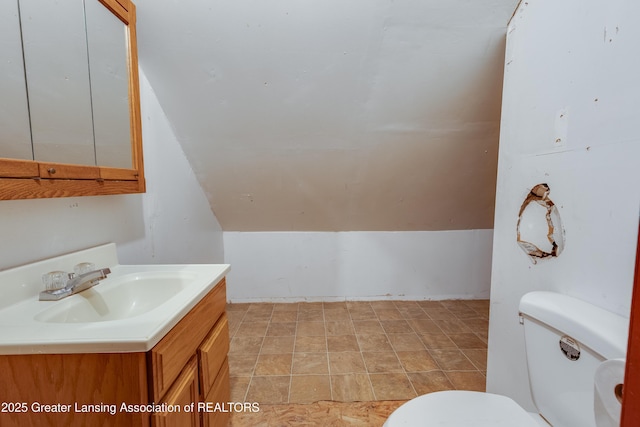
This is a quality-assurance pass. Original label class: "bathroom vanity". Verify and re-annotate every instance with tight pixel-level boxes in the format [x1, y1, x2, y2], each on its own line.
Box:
[0, 244, 231, 427]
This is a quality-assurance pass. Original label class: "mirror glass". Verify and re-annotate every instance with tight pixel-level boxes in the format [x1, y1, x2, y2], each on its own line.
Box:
[0, 0, 133, 169]
[85, 0, 131, 169]
[21, 0, 96, 166]
[0, 0, 32, 161]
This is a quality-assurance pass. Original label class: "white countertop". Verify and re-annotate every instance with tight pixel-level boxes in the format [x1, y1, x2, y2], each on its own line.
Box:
[0, 244, 229, 355]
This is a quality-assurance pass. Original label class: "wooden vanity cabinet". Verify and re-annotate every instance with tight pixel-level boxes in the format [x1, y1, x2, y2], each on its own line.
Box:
[151, 356, 200, 427]
[150, 278, 231, 427]
[0, 278, 230, 427]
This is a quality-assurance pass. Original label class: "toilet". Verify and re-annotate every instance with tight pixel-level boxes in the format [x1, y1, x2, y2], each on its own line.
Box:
[384, 291, 628, 427]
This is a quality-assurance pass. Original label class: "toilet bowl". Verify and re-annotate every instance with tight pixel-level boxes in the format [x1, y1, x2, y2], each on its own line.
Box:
[384, 292, 628, 427]
[384, 390, 545, 427]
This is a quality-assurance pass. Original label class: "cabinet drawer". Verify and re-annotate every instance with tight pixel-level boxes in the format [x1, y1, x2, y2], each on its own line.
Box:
[201, 358, 231, 427]
[149, 279, 226, 401]
[151, 356, 199, 427]
[198, 313, 229, 397]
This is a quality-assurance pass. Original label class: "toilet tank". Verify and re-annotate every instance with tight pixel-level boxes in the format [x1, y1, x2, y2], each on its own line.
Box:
[519, 292, 628, 427]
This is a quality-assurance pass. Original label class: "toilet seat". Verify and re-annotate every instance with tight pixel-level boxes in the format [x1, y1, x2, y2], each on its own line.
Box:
[384, 390, 541, 427]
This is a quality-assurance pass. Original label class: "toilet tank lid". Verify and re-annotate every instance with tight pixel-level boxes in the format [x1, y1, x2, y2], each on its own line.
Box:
[519, 291, 628, 359]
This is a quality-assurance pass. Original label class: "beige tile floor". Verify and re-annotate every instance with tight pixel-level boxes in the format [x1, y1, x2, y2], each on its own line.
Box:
[226, 300, 489, 405]
[229, 400, 406, 426]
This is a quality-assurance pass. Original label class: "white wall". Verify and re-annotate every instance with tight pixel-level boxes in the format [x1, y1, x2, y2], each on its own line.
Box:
[224, 230, 493, 302]
[0, 69, 224, 276]
[487, 0, 640, 410]
[136, 0, 518, 232]
[118, 72, 224, 264]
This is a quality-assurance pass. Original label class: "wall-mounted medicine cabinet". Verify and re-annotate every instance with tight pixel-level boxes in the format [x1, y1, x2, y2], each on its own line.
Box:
[0, 0, 144, 200]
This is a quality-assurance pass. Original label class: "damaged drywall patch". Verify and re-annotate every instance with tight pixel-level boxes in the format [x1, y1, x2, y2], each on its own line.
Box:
[516, 183, 565, 263]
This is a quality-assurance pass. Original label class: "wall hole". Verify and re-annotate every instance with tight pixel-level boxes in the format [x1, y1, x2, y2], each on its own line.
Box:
[516, 183, 565, 263]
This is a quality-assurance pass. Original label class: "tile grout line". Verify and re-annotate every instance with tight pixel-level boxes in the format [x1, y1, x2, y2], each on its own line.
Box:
[323, 304, 335, 402]
[286, 303, 299, 404]
[322, 305, 333, 401]
[246, 304, 274, 404]
[229, 305, 253, 404]
[351, 302, 379, 401]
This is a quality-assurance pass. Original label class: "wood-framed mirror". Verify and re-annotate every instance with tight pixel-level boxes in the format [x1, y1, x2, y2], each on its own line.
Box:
[0, 0, 144, 200]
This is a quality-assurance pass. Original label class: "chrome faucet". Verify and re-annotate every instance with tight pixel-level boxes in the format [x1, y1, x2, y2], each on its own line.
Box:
[39, 268, 111, 301]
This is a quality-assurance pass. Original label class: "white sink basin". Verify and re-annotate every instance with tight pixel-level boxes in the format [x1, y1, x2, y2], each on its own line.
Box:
[0, 243, 230, 354]
[34, 271, 197, 323]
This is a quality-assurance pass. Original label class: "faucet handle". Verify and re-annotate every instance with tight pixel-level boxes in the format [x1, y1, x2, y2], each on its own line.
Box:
[42, 271, 69, 291]
[74, 262, 96, 276]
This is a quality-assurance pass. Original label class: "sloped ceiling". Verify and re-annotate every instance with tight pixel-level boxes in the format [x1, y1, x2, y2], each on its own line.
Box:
[135, 0, 519, 231]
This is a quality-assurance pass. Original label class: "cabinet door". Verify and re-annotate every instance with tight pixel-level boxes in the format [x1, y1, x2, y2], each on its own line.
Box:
[149, 279, 226, 401]
[202, 359, 231, 427]
[152, 356, 199, 427]
[198, 314, 229, 398]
